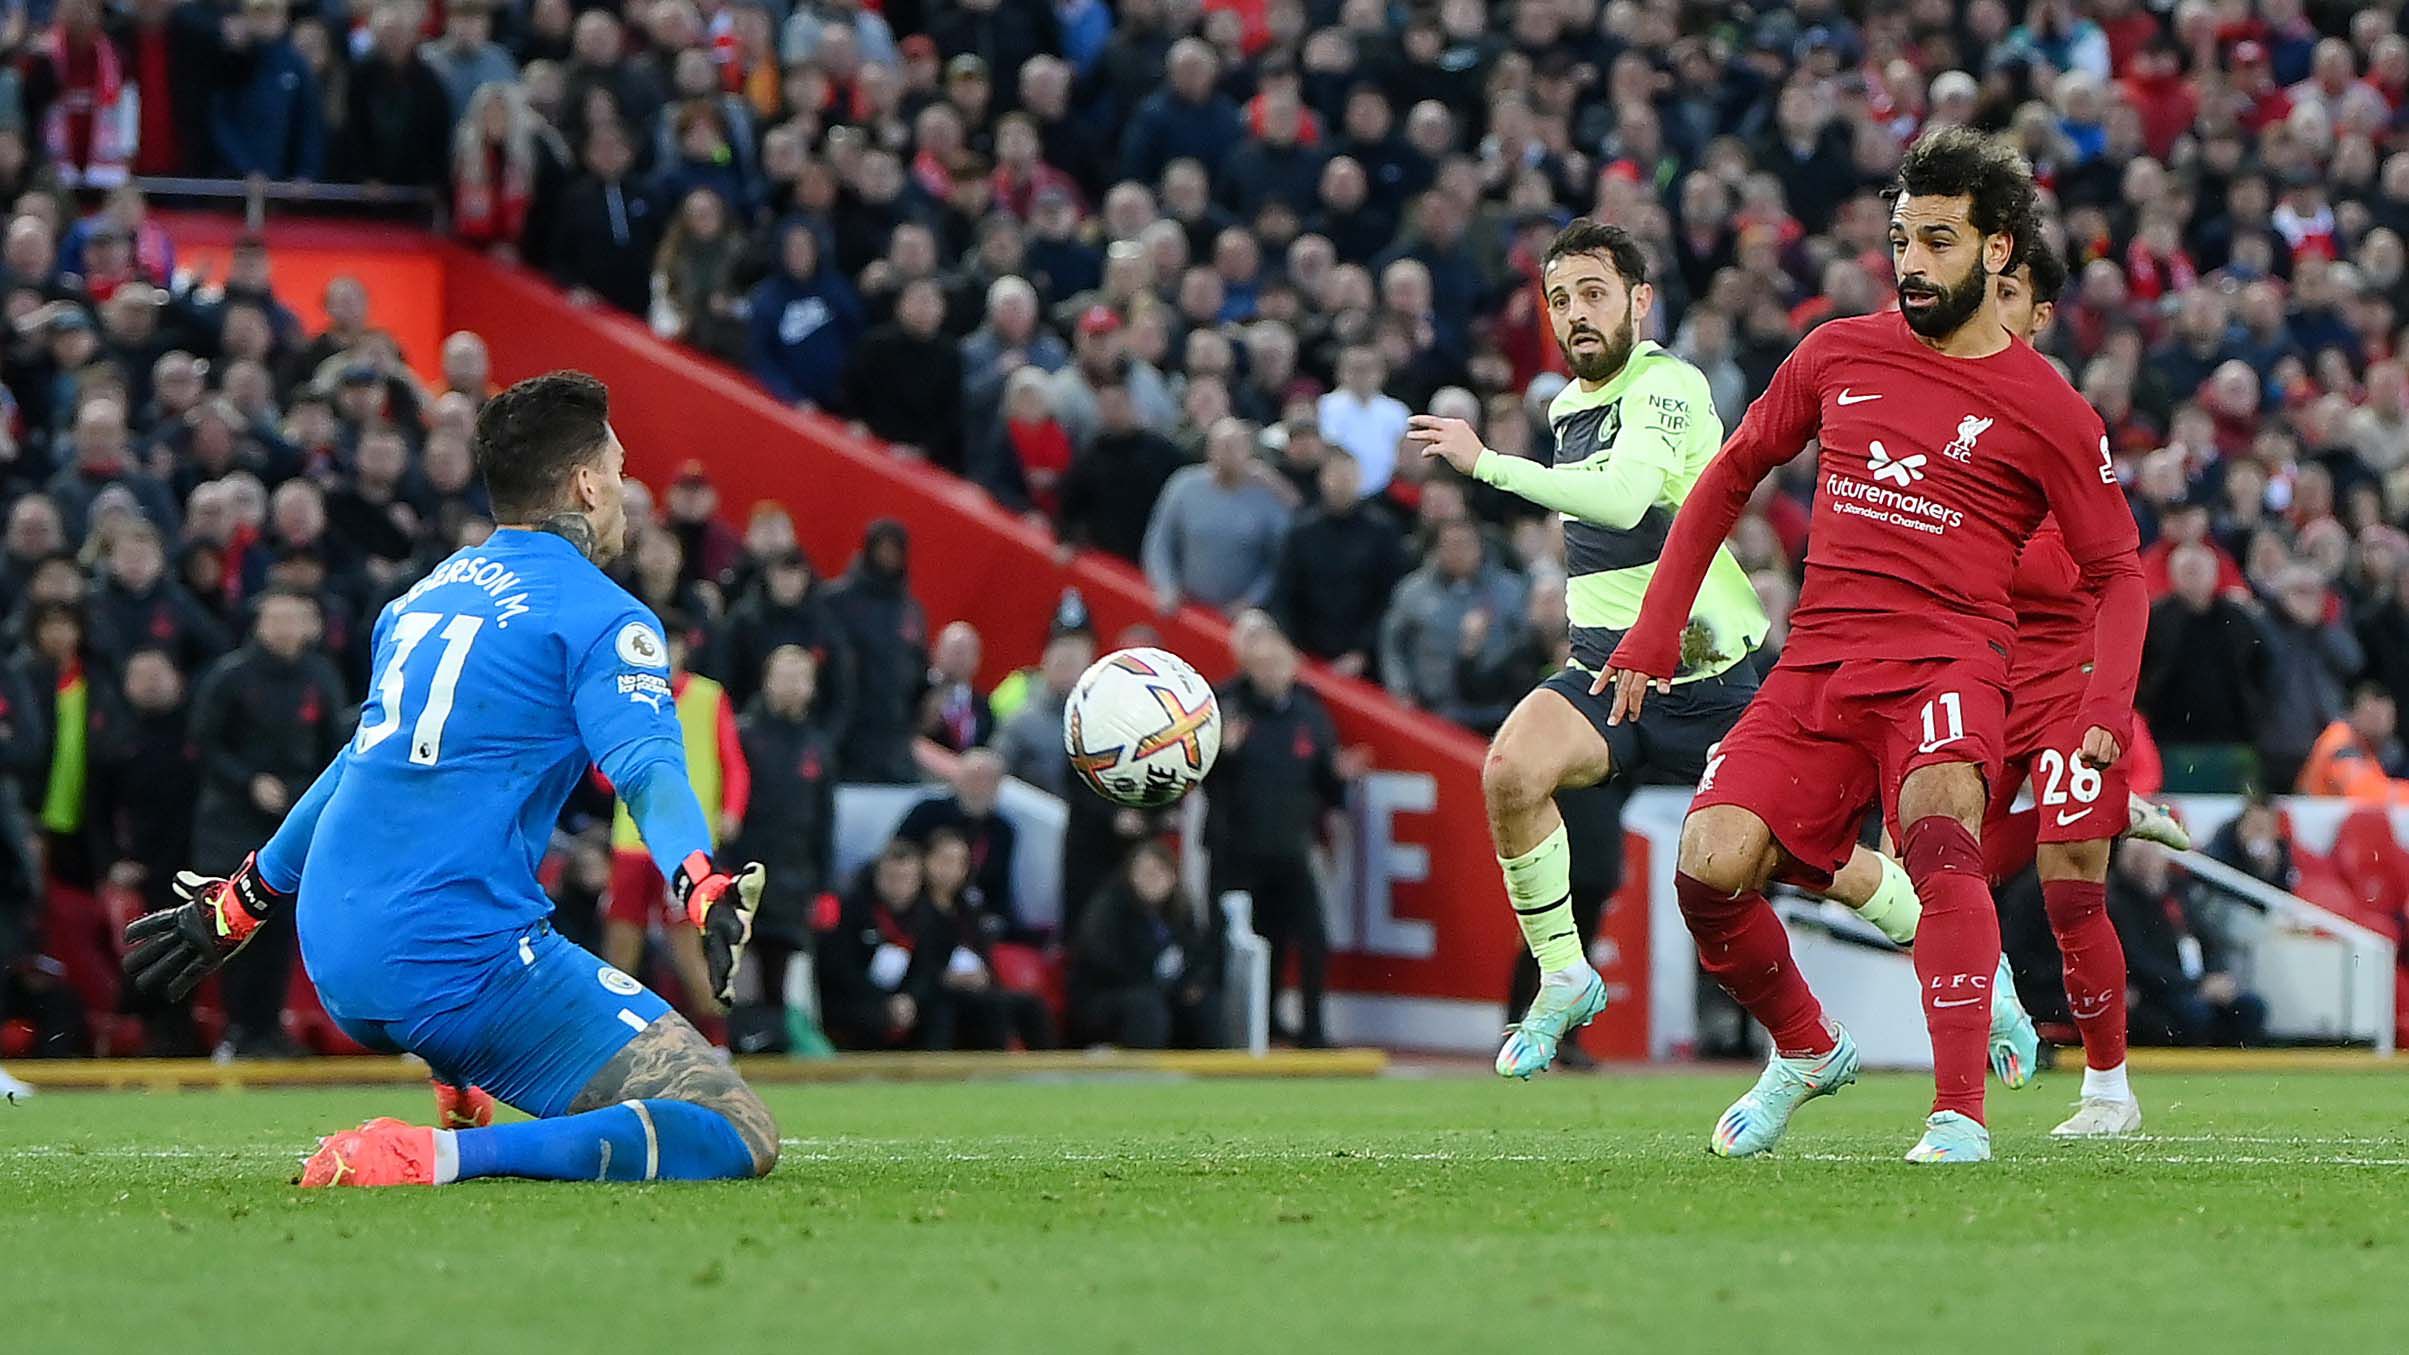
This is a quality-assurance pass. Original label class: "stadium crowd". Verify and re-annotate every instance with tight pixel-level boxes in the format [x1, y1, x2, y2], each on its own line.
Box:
[5, 0, 2409, 1057]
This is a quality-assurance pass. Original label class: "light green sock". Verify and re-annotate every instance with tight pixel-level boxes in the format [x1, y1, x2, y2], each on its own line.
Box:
[1502, 823, 1584, 973]
[1851, 852, 1922, 946]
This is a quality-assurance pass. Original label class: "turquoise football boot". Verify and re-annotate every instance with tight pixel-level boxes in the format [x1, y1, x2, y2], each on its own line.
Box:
[1496, 968, 1608, 1079]
[1709, 1025, 1860, 1157]
[1906, 1110, 1994, 1163]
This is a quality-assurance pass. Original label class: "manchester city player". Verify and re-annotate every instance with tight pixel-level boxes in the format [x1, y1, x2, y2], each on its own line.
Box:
[123, 372, 776, 1187]
[1406, 219, 2013, 1083]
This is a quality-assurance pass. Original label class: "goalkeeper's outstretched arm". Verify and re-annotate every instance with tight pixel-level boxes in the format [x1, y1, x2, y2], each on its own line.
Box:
[254, 749, 349, 893]
[597, 734, 764, 1006]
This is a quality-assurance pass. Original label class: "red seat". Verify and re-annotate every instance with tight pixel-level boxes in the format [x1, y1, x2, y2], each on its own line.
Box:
[2328, 809, 2409, 917]
[988, 942, 1066, 1026]
[2291, 857, 2357, 917]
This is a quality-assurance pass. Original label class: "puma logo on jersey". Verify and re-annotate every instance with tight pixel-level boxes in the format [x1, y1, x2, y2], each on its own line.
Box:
[1868, 440, 1926, 486]
[1943, 414, 1993, 462]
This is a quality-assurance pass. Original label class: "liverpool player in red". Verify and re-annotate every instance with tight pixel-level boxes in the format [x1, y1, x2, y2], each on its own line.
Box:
[1980, 232, 2188, 1136]
[1598, 129, 2147, 1163]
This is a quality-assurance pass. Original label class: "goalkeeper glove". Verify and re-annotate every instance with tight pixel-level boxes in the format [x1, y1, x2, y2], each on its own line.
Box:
[672, 852, 764, 1006]
[122, 852, 283, 1001]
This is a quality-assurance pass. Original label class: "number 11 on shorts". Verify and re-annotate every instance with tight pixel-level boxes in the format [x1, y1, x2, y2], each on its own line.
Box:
[1918, 691, 1964, 754]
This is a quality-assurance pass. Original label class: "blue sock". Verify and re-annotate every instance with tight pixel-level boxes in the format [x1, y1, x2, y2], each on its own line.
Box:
[446, 1100, 755, 1182]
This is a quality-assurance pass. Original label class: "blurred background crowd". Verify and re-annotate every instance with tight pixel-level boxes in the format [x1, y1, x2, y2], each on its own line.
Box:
[2, 0, 2405, 1059]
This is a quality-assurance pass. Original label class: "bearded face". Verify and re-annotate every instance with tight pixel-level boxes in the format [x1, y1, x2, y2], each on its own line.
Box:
[1559, 288, 1638, 381]
[1898, 245, 1992, 339]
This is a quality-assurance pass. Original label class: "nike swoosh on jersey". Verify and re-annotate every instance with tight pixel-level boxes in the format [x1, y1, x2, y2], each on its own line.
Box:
[1836, 389, 1881, 404]
[1932, 996, 1985, 1008]
[2055, 808, 2095, 827]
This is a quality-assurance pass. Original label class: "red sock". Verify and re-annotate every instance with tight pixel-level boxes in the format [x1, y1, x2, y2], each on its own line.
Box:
[1982, 806, 2039, 886]
[1674, 872, 1832, 1057]
[1901, 816, 1998, 1125]
[2042, 878, 2127, 1071]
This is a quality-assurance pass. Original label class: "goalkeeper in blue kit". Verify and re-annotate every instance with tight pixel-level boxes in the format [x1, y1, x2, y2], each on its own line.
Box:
[122, 372, 778, 1186]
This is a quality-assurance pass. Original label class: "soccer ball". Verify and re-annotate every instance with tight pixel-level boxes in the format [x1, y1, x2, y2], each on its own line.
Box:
[1062, 646, 1222, 808]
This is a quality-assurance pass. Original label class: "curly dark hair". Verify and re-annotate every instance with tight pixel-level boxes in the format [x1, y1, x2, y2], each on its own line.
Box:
[2018, 221, 2069, 303]
[1888, 126, 2038, 246]
[473, 370, 612, 523]
[1541, 217, 1649, 289]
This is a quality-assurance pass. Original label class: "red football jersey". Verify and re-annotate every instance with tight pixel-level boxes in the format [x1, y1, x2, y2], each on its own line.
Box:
[1616, 310, 2148, 740]
[2007, 518, 2092, 691]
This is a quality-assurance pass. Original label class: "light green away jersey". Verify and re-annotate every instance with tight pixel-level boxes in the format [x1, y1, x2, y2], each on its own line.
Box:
[1471, 341, 1767, 682]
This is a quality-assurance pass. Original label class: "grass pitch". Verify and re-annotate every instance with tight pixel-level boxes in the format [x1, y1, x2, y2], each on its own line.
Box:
[4, 1068, 2402, 1354]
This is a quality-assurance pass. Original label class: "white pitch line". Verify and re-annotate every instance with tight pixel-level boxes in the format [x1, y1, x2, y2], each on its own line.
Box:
[10, 1140, 2403, 1168]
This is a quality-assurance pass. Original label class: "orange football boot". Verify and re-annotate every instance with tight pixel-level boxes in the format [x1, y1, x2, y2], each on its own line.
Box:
[432, 1080, 497, 1129]
[299, 1117, 438, 1188]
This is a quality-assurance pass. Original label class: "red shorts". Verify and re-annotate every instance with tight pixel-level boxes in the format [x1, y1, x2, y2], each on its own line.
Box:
[604, 850, 672, 927]
[1690, 657, 2007, 876]
[1994, 677, 2130, 844]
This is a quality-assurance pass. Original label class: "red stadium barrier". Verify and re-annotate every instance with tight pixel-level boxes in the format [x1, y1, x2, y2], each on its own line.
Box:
[163, 215, 1650, 1053]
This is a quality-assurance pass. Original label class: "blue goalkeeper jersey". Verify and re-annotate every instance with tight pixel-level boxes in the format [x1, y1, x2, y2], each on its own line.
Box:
[293, 528, 699, 1020]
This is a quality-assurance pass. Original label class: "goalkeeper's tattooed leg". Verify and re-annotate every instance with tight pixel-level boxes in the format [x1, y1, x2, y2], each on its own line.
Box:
[568, 1013, 780, 1175]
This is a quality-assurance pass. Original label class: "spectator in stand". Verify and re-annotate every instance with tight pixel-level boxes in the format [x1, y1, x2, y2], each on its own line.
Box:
[2256, 562, 2366, 791]
[2141, 543, 2270, 780]
[648, 187, 746, 361]
[821, 517, 926, 783]
[546, 122, 659, 316]
[1142, 417, 1291, 616]
[711, 547, 855, 725]
[660, 463, 741, 595]
[2109, 842, 2268, 1048]
[90, 646, 198, 1050]
[323, 424, 420, 577]
[1207, 614, 1363, 1048]
[422, 0, 519, 119]
[207, 0, 324, 181]
[732, 644, 839, 1056]
[1379, 516, 1528, 730]
[1271, 452, 1410, 678]
[88, 518, 226, 674]
[816, 837, 936, 1050]
[962, 275, 1067, 445]
[746, 221, 864, 411]
[1068, 839, 1224, 1050]
[983, 366, 1074, 517]
[617, 528, 703, 642]
[991, 611, 1090, 795]
[451, 84, 562, 258]
[917, 619, 993, 753]
[15, 599, 123, 1037]
[1316, 344, 1409, 497]
[918, 826, 1056, 1050]
[1121, 37, 1238, 184]
[49, 397, 175, 546]
[2204, 796, 2298, 892]
[0, 495, 65, 615]
[2295, 683, 2409, 802]
[895, 746, 1020, 934]
[842, 276, 965, 469]
[186, 587, 345, 1057]
[1050, 304, 1177, 448]
[340, 0, 454, 188]
[439, 332, 492, 405]
[650, 100, 759, 223]
[1056, 365, 1185, 564]
[22, 0, 139, 191]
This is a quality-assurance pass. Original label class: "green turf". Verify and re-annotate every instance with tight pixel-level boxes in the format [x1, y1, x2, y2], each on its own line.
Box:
[3, 1069, 2403, 1354]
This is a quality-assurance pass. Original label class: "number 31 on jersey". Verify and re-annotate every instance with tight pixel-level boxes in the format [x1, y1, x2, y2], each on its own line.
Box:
[356, 611, 486, 766]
